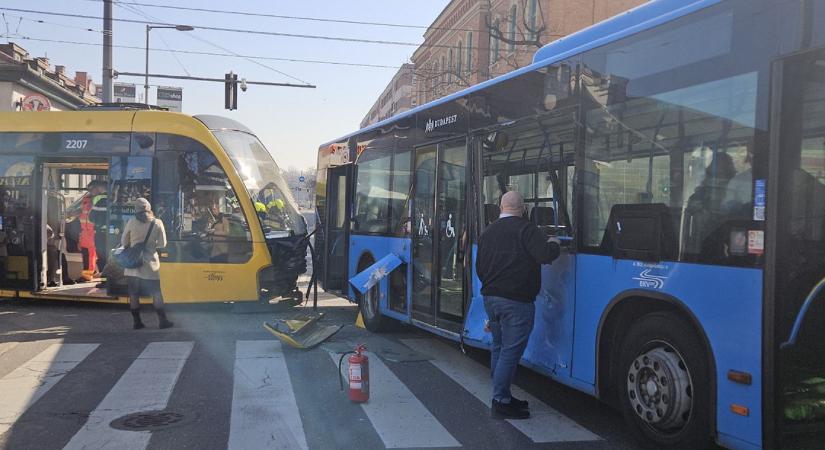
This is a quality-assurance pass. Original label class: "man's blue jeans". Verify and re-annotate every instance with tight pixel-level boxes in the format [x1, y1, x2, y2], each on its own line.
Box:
[483, 295, 535, 403]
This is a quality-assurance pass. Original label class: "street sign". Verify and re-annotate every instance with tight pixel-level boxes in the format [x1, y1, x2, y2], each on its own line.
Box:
[113, 83, 136, 103]
[19, 94, 51, 111]
[157, 86, 183, 112]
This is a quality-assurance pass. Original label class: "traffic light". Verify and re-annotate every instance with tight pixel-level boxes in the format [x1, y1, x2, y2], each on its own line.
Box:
[224, 72, 238, 110]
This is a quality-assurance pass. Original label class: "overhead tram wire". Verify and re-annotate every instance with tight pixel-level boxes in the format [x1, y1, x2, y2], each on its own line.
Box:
[2, 11, 104, 34]
[118, 1, 310, 85]
[0, 32, 527, 80]
[0, 34, 406, 70]
[116, 2, 191, 76]
[78, 0, 482, 34]
[0, 7, 536, 53]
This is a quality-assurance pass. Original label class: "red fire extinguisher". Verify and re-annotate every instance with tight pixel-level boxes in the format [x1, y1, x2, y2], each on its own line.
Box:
[338, 344, 369, 403]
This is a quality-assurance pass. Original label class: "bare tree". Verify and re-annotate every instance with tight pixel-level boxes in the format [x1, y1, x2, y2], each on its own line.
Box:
[414, 1, 562, 103]
[486, 0, 548, 50]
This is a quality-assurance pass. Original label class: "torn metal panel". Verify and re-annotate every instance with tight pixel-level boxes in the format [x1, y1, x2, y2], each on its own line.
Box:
[348, 253, 403, 295]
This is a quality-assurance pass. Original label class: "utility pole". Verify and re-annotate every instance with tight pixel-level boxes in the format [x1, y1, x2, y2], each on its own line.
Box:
[102, 0, 113, 102]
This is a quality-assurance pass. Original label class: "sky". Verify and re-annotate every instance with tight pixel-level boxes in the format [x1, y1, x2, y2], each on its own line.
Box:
[0, 0, 450, 170]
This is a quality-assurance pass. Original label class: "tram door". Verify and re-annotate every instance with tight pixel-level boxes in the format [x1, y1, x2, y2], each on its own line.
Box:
[411, 140, 467, 333]
[322, 164, 352, 293]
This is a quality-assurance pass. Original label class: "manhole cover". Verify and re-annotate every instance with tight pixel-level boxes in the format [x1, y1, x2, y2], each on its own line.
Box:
[110, 411, 186, 431]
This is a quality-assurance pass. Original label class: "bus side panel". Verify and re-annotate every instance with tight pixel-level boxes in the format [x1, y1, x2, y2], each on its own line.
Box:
[573, 254, 763, 447]
[464, 245, 491, 347]
[348, 235, 409, 308]
[465, 245, 584, 390]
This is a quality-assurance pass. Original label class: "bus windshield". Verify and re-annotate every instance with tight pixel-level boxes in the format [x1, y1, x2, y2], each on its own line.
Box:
[213, 130, 306, 236]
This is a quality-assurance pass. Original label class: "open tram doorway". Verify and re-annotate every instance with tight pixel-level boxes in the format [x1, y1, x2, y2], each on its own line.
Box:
[36, 158, 112, 298]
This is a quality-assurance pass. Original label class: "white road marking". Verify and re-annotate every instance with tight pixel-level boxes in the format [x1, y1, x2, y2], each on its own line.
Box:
[0, 342, 19, 360]
[0, 343, 98, 437]
[228, 340, 307, 450]
[329, 351, 460, 448]
[63, 341, 193, 450]
[402, 338, 600, 443]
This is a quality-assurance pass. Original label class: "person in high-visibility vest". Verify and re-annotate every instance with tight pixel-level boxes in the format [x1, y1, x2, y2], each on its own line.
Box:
[267, 198, 286, 229]
[254, 200, 268, 223]
[78, 180, 106, 281]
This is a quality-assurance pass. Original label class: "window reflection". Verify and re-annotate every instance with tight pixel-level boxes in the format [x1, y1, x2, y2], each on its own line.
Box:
[213, 131, 306, 236]
[580, 68, 759, 266]
[155, 134, 252, 264]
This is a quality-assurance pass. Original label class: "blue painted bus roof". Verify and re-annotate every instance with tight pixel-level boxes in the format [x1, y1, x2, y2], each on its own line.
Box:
[320, 0, 722, 148]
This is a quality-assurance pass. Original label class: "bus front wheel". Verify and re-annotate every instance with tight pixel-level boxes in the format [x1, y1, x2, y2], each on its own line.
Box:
[616, 312, 711, 449]
[359, 282, 386, 332]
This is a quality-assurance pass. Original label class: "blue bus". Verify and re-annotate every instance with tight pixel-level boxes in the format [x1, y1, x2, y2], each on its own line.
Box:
[315, 1, 825, 448]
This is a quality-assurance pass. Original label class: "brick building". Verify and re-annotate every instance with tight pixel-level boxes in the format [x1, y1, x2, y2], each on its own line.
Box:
[360, 63, 417, 128]
[0, 42, 99, 112]
[411, 0, 646, 105]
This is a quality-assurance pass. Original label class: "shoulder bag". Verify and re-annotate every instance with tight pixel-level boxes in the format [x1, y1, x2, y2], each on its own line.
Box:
[114, 220, 156, 269]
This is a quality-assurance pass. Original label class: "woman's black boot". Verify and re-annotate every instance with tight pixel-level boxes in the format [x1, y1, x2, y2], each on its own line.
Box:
[131, 309, 145, 330]
[157, 309, 174, 329]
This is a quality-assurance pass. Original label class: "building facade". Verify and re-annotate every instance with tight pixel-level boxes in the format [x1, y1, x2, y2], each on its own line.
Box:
[411, 0, 646, 105]
[0, 42, 99, 112]
[360, 63, 417, 128]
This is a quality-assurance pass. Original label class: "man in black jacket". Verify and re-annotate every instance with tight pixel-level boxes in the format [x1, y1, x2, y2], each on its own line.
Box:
[476, 191, 560, 419]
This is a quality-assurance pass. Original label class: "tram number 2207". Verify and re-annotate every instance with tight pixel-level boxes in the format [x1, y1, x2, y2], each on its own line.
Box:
[64, 139, 89, 150]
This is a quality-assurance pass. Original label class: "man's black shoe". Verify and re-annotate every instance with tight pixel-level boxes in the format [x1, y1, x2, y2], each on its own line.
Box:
[491, 399, 530, 420]
[510, 396, 529, 410]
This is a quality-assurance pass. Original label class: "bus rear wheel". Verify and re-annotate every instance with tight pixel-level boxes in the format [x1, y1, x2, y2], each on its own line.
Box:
[616, 312, 711, 449]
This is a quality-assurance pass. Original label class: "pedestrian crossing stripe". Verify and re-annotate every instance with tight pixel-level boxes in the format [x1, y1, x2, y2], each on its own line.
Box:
[64, 341, 193, 450]
[402, 338, 601, 443]
[0, 338, 602, 449]
[229, 340, 308, 450]
[0, 343, 99, 438]
[329, 350, 460, 448]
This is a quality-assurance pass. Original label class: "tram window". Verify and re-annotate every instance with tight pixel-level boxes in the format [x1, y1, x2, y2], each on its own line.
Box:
[155, 135, 252, 264]
[353, 144, 392, 234]
[213, 130, 306, 236]
[580, 62, 759, 265]
[130, 133, 155, 156]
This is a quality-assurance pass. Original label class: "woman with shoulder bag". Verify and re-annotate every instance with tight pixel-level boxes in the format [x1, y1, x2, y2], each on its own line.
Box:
[122, 198, 172, 329]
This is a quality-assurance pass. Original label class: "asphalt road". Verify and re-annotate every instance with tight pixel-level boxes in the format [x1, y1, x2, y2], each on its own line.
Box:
[0, 288, 642, 450]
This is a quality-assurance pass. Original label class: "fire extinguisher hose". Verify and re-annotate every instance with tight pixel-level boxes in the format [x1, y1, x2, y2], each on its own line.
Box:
[338, 351, 357, 391]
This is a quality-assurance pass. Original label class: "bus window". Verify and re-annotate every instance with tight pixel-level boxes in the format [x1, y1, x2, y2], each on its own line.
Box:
[481, 112, 576, 236]
[580, 67, 760, 266]
[353, 143, 393, 234]
[155, 134, 252, 264]
[391, 148, 412, 237]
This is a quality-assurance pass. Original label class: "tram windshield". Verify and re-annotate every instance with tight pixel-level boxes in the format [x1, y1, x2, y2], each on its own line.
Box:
[214, 130, 306, 237]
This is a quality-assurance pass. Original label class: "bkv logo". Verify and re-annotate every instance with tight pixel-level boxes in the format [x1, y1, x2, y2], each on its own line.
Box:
[425, 118, 435, 133]
[205, 271, 225, 282]
[633, 268, 667, 289]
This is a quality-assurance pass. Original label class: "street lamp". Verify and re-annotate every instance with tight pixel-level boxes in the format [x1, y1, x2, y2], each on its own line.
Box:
[145, 24, 194, 105]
